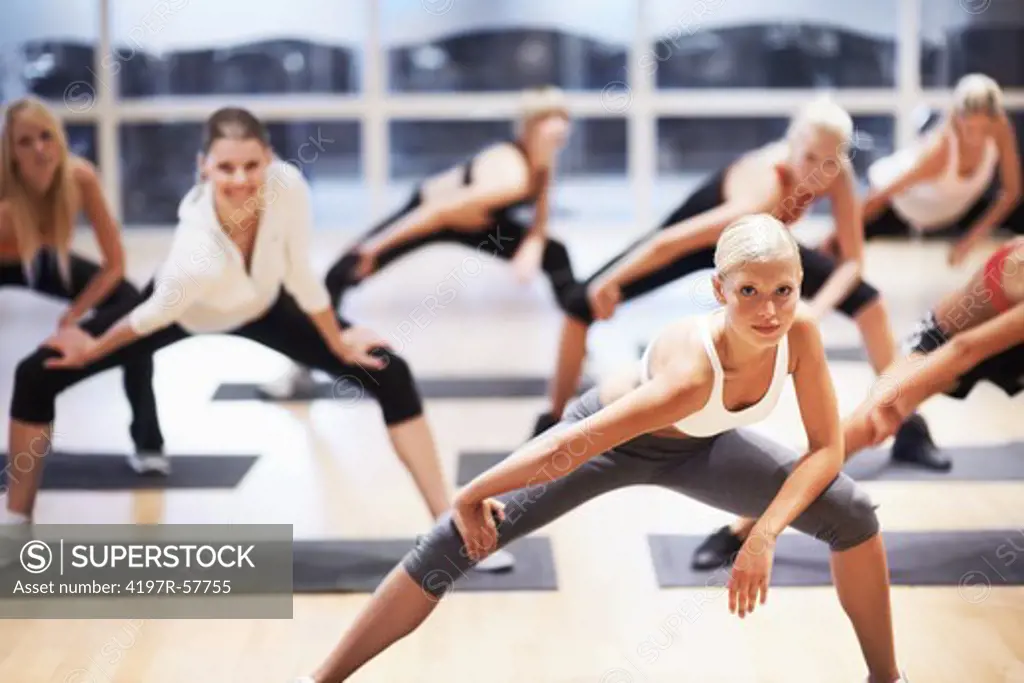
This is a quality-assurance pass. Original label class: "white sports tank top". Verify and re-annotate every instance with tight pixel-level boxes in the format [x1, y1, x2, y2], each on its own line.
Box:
[640, 314, 790, 438]
[868, 130, 998, 231]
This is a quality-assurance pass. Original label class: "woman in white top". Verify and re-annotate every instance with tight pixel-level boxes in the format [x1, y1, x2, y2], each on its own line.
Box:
[838, 73, 1021, 266]
[4, 106, 513, 571]
[291, 216, 908, 683]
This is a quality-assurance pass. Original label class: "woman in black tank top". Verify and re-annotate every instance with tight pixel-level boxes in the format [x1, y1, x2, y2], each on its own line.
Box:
[535, 97, 902, 447]
[0, 97, 166, 472]
[261, 87, 580, 399]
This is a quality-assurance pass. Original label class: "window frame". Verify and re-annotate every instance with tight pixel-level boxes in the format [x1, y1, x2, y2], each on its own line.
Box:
[23, 0, 1023, 229]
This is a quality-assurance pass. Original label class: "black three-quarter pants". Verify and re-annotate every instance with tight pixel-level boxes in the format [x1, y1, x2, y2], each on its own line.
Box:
[323, 190, 579, 313]
[1, 252, 164, 451]
[10, 284, 424, 431]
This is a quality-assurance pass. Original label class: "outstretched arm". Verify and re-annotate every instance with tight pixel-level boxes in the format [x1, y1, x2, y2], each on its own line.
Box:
[899, 301, 1024, 413]
[362, 160, 531, 258]
[593, 198, 763, 291]
[455, 352, 710, 506]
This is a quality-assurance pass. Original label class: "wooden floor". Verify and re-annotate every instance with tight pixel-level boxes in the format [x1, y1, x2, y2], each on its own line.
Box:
[1, 223, 1022, 682]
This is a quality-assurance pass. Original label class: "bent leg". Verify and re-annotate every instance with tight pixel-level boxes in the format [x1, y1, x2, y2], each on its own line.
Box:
[659, 429, 898, 681]
[7, 307, 186, 516]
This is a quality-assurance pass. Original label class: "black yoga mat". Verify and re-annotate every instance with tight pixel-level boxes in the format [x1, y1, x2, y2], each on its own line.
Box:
[291, 537, 557, 593]
[649, 529, 1024, 588]
[457, 442, 1024, 485]
[0, 452, 259, 490]
[213, 376, 595, 401]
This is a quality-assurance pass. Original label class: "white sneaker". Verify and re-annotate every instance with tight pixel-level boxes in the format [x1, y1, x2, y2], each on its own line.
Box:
[125, 452, 171, 476]
[258, 365, 317, 399]
[473, 548, 515, 572]
[0, 519, 32, 569]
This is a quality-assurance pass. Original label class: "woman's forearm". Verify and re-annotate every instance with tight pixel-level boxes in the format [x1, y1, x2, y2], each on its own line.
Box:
[68, 266, 124, 319]
[963, 190, 1022, 243]
[455, 420, 598, 505]
[750, 445, 843, 540]
[308, 307, 347, 354]
[363, 206, 444, 255]
[84, 317, 144, 363]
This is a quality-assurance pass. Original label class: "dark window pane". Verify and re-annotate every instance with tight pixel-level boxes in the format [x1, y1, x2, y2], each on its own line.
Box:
[67, 124, 98, 167]
[654, 115, 894, 219]
[1, 2, 99, 104]
[110, 2, 364, 97]
[382, 0, 632, 92]
[389, 118, 631, 222]
[921, 0, 1024, 87]
[119, 121, 363, 227]
[647, 0, 896, 89]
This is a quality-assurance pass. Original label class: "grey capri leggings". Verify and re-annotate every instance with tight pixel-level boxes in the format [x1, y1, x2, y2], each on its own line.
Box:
[403, 387, 880, 597]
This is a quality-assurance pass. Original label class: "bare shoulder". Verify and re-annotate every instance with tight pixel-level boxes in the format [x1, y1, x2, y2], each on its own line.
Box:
[785, 303, 826, 374]
[649, 317, 717, 392]
[472, 142, 531, 188]
[70, 155, 100, 189]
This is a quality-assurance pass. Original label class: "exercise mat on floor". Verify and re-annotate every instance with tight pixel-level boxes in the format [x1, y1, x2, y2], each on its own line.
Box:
[214, 376, 595, 401]
[649, 530, 1024, 588]
[457, 451, 510, 486]
[0, 452, 259, 490]
[844, 442, 1024, 481]
[291, 537, 558, 593]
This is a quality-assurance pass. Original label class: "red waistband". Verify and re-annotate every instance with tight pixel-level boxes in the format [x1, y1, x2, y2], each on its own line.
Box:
[983, 242, 1018, 314]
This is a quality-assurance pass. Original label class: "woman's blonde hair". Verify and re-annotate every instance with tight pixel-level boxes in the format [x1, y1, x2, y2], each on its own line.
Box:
[787, 94, 854, 147]
[714, 213, 801, 278]
[953, 73, 1003, 117]
[516, 86, 569, 138]
[0, 97, 79, 285]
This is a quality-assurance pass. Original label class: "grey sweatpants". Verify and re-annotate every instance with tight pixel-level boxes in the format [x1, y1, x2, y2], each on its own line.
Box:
[403, 388, 879, 597]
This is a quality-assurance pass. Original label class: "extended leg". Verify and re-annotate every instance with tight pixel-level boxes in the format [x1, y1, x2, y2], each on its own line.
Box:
[306, 391, 655, 682]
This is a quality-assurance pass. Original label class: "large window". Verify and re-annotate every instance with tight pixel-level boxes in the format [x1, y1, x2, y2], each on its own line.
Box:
[646, 0, 897, 89]
[921, 0, 1024, 88]
[0, 1, 99, 104]
[382, 0, 632, 92]
[7, 1, 1020, 232]
[389, 118, 630, 222]
[120, 120, 363, 226]
[110, 0, 364, 97]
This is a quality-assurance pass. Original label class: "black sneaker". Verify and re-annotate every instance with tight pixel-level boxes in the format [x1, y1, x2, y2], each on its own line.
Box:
[891, 413, 951, 472]
[531, 411, 559, 438]
[691, 526, 744, 571]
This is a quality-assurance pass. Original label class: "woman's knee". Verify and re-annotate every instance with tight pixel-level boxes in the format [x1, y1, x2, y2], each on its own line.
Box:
[809, 476, 881, 552]
[842, 282, 883, 320]
[401, 517, 474, 599]
[363, 349, 424, 425]
[561, 283, 596, 325]
[11, 349, 63, 424]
